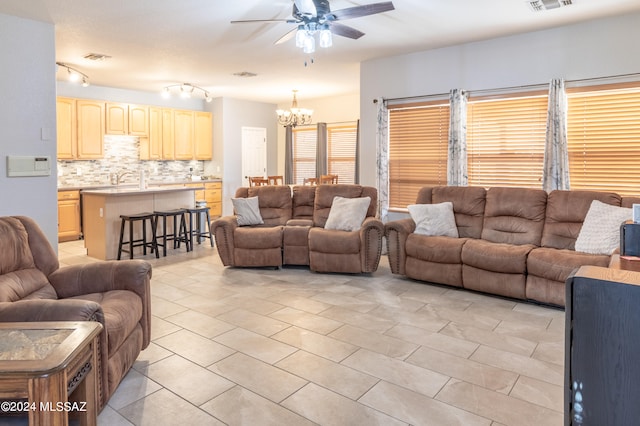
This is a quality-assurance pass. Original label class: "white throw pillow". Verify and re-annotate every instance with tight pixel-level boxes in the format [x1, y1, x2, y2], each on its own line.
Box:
[231, 196, 264, 226]
[575, 200, 631, 255]
[324, 196, 371, 232]
[408, 202, 459, 238]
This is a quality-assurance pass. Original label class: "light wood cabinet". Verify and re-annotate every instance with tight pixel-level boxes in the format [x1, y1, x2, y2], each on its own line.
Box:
[56, 97, 77, 160]
[105, 103, 128, 135]
[205, 182, 222, 217]
[76, 100, 105, 159]
[141, 107, 163, 160]
[162, 109, 175, 160]
[58, 190, 81, 242]
[174, 110, 194, 160]
[129, 104, 149, 136]
[194, 111, 213, 160]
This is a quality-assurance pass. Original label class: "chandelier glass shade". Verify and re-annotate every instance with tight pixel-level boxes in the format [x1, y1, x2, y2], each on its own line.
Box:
[276, 90, 313, 127]
[162, 83, 212, 102]
[294, 23, 332, 54]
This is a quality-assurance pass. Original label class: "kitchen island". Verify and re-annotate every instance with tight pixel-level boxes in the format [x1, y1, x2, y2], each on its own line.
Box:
[82, 185, 203, 260]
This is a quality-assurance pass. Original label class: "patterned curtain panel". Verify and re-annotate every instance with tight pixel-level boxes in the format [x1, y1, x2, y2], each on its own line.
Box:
[543, 78, 570, 192]
[447, 88, 469, 186]
[316, 122, 328, 179]
[376, 98, 389, 222]
[355, 119, 360, 184]
[284, 125, 294, 184]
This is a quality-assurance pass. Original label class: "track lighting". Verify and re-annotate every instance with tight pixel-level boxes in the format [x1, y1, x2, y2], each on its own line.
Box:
[56, 62, 90, 87]
[162, 83, 212, 102]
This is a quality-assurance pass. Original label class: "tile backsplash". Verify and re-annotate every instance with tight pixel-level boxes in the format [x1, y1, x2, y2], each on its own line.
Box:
[57, 135, 205, 187]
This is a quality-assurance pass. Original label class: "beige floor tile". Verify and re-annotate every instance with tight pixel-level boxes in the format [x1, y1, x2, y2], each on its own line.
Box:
[276, 350, 378, 400]
[464, 304, 553, 329]
[271, 326, 359, 362]
[385, 324, 479, 358]
[439, 322, 537, 357]
[436, 379, 563, 426]
[282, 383, 407, 426]
[149, 316, 182, 341]
[269, 306, 343, 334]
[369, 305, 450, 332]
[164, 309, 235, 338]
[510, 375, 564, 413]
[470, 345, 564, 386]
[98, 405, 135, 426]
[209, 352, 307, 402]
[406, 346, 518, 394]
[493, 320, 564, 344]
[179, 280, 237, 299]
[360, 380, 491, 426]
[153, 329, 235, 367]
[419, 305, 501, 330]
[201, 386, 316, 426]
[311, 291, 379, 313]
[319, 305, 397, 333]
[213, 327, 298, 364]
[342, 348, 449, 398]
[217, 293, 285, 315]
[547, 316, 566, 334]
[117, 389, 223, 426]
[137, 355, 234, 406]
[174, 294, 236, 317]
[107, 369, 162, 410]
[149, 281, 194, 302]
[216, 308, 290, 336]
[133, 342, 173, 370]
[442, 288, 518, 310]
[150, 295, 189, 318]
[266, 291, 332, 314]
[532, 340, 564, 366]
[329, 324, 419, 359]
[358, 289, 427, 312]
[512, 302, 565, 318]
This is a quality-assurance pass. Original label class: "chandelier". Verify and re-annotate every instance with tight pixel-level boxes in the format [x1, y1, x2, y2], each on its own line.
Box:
[162, 83, 212, 102]
[276, 90, 313, 127]
[56, 62, 90, 87]
[295, 23, 332, 54]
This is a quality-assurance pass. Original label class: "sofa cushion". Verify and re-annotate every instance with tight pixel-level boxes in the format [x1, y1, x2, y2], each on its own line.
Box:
[246, 186, 293, 226]
[234, 226, 283, 249]
[406, 234, 468, 264]
[325, 196, 371, 232]
[0, 269, 57, 302]
[575, 200, 631, 255]
[313, 185, 376, 228]
[431, 186, 486, 238]
[527, 247, 610, 283]
[292, 185, 316, 220]
[541, 190, 621, 250]
[231, 197, 264, 226]
[0, 217, 36, 274]
[408, 202, 458, 237]
[462, 239, 535, 274]
[308, 228, 361, 254]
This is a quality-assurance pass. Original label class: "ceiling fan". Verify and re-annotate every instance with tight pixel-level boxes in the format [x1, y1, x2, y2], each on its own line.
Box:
[231, 0, 395, 54]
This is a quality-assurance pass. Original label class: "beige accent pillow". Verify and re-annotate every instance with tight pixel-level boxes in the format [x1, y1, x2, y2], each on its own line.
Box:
[324, 196, 371, 232]
[231, 196, 264, 226]
[575, 200, 631, 255]
[408, 202, 459, 238]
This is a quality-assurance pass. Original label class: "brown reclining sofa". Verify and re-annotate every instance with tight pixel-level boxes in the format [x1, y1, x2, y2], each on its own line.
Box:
[211, 184, 384, 274]
[385, 186, 640, 307]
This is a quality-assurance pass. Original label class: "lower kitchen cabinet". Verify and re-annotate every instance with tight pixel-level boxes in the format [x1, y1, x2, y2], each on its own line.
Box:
[58, 190, 82, 242]
[185, 182, 222, 217]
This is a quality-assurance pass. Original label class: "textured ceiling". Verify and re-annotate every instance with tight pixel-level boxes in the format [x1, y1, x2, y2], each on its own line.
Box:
[2, 0, 640, 104]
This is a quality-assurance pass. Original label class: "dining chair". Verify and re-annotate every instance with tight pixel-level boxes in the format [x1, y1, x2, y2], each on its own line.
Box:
[249, 176, 269, 186]
[268, 175, 284, 185]
[320, 174, 339, 184]
[303, 177, 318, 186]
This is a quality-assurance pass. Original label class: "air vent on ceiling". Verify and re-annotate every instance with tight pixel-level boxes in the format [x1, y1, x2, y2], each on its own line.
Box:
[83, 53, 111, 61]
[527, 0, 572, 12]
[233, 71, 258, 78]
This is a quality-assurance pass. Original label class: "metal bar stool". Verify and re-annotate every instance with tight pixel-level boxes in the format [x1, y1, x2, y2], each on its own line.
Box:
[117, 212, 159, 260]
[184, 206, 214, 250]
[154, 209, 190, 256]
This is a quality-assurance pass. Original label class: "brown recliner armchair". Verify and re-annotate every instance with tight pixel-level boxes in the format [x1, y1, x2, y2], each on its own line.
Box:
[0, 216, 151, 411]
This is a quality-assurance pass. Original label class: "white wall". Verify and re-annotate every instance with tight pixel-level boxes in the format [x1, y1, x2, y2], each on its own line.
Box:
[360, 12, 640, 188]
[0, 14, 58, 246]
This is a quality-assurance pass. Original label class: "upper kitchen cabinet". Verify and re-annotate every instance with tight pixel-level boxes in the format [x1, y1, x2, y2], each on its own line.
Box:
[162, 108, 175, 160]
[141, 106, 162, 160]
[194, 111, 213, 160]
[106, 103, 148, 136]
[129, 104, 149, 136]
[57, 97, 104, 159]
[174, 110, 194, 160]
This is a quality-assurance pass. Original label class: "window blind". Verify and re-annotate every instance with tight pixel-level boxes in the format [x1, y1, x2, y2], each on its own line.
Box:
[293, 127, 317, 184]
[328, 124, 357, 184]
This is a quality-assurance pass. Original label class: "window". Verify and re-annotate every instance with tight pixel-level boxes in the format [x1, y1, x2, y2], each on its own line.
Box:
[467, 92, 548, 188]
[292, 127, 316, 184]
[388, 101, 450, 209]
[328, 124, 358, 184]
[567, 84, 640, 196]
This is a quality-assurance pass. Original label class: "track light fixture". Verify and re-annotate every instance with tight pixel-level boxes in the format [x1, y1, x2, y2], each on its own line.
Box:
[162, 83, 212, 103]
[56, 62, 90, 87]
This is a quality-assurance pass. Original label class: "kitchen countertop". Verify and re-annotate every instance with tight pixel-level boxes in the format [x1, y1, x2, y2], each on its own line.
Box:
[81, 185, 204, 196]
[58, 178, 221, 192]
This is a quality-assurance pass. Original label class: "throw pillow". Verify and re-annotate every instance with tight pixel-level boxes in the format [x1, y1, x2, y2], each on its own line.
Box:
[575, 200, 631, 255]
[324, 196, 371, 232]
[231, 196, 264, 226]
[408, 202, 459, 238]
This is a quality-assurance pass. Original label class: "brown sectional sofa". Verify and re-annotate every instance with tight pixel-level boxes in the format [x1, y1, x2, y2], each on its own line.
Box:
[385, 186, 640, 307]
[211, 184, 384, 273]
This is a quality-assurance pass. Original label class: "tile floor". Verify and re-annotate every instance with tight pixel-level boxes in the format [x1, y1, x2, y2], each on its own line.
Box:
[58, 240, 564, 425]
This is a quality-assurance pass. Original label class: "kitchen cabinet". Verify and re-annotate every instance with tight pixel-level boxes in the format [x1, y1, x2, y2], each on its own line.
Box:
[58, 190, 81, 242]
[141, 107, 163, 160]
[56, 99, 105, 160]
[174, 110, 194, 160]
[106, 103, 148, 136]
[186, 181, 222, 217]
[56, 97, 76, 159]
[162, 108, 175, 160]
[194, 111, 213, 160]
[129, 104, 149, 136]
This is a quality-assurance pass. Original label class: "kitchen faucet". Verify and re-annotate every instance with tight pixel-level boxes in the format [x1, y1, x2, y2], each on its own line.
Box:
[115, 171, 133, 186]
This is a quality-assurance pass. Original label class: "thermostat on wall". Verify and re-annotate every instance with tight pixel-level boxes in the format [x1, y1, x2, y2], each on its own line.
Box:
[6, 155, 51, 177]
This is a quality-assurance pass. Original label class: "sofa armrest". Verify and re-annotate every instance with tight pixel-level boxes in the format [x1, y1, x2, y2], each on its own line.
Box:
[359, 217, 385, 273]
[210, 215, 238, 266]
[0, 299, 104, 323]
[384, 218, 416, 275]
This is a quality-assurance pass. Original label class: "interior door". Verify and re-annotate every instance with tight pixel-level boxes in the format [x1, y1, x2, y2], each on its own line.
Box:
[241, 127, 267, 187]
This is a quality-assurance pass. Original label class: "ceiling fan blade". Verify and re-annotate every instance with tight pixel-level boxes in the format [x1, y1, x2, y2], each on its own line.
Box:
[231, 18, 297, 24]
[294, 0, 317, 17]
[274, 28, 298, 45]
[329, 22, 365, 40]
[330, 2, 395, 21]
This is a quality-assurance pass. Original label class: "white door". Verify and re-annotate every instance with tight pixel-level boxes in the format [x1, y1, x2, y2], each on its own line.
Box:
[241, 127, 267, 187]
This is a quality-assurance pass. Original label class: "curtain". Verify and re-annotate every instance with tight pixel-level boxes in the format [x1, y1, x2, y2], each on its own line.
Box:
[543, 78, 570, 192]
[316, 122, 328, 179]
[284, 125, 294, 184]
[375, 98, 389, 222]
[354, 119, 360, 184]
[447, 88, 468, 186]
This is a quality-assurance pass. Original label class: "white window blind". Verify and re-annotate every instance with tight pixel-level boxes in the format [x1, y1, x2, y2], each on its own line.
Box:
[293, 127, 317, 184]
[328, 124, 357, 184]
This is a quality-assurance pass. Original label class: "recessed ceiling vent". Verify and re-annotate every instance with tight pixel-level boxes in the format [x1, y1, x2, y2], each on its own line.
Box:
[527, 0, 572, 12]
[233, 71, 258, 78]
[83, 53, 111, 61]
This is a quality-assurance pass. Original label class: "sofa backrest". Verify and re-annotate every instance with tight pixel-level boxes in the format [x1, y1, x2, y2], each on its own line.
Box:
[313, 185, 377, 228]
[481, 187, 547, 246]
[430, 186, 486, 239]
[292, 185, 316, 220]
[621, 196, 640, 208]
[0, 216, 58, 302]
[235, 186, 293, 226]
[542, 190, 622, 250]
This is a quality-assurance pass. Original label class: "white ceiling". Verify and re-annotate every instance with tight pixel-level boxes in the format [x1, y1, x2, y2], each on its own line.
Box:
[2, 0, 640, 104]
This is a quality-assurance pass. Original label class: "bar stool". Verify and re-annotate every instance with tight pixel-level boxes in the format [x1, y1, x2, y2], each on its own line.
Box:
[184, 206, 214, 250]
[117, 212, 159, 260]
[154, 209, 190, 256]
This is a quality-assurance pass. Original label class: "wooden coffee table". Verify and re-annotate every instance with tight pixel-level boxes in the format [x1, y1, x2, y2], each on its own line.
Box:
[0, 321, 102, 426]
